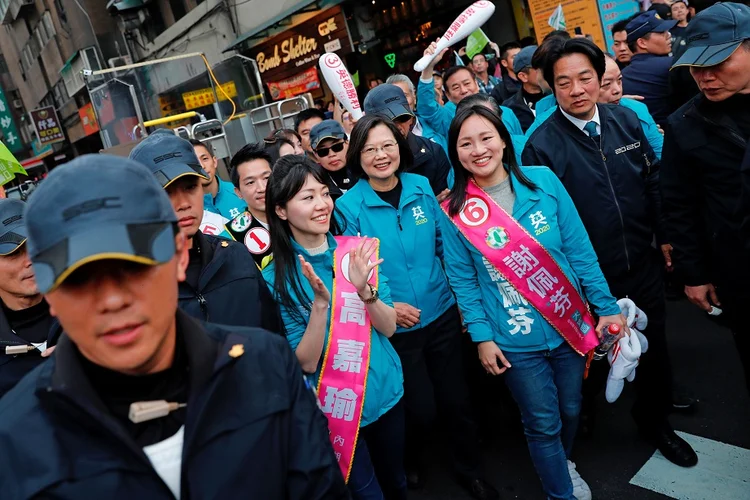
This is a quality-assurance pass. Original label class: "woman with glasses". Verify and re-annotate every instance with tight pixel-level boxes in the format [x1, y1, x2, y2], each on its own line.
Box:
[441, 105, 626, 500]
[337, 115, 498, 499]
[262, 154, 407, 499]
[309, 119, 354, 201]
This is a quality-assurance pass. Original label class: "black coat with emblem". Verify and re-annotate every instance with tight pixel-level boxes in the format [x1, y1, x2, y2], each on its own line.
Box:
[406, 132, 451, 196]
[0, 305, 61, 398]
[179, 231, 280, 332]
[522, 104, 662, 278]
[0, 311, 349, 499]
[660, 93, 750, 294]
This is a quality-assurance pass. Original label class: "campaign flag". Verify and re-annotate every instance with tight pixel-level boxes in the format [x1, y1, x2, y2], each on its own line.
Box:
[466, 28, 491, 59]
[548, 4, 567, 30]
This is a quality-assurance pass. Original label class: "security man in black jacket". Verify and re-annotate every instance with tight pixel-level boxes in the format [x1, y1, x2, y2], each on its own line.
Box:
[129, 130, 280, 331]
[0, 199, 61, 398]
[522, 38, 697, 468]
[363, 84, 452, 199]
[502, 45, 548, 133]
[661, 2, 750, 393]
[0, 155, 348, 499]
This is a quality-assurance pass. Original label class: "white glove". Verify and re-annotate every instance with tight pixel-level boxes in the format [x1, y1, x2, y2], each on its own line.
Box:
[606, 299, 649, 403]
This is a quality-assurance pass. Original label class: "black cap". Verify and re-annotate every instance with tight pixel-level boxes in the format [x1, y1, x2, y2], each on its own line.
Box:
[24, 155, 179, 293]
[673, 2, 750, 68]
[363, 84, 414, 121]
[309, 120, 347, 150]
[626, 10, 677, 43]
[129, 129, 208, 188]
[0, 199, 27, 256]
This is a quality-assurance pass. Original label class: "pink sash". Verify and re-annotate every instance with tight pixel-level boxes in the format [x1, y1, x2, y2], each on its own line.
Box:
[442, 180, 599, 355]
[317, 236, 378, 482]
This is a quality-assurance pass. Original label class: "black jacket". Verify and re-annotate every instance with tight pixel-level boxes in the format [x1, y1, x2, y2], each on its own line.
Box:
[179, 232, 280, 332]
[661, 93, 750, 293]
[407, 132, 451, 195]
[502, 89, 536, 133]
[0, 303, 61, 398]
[522, 104, 661, 279]
[0, 311, 348, 499]
[490, 74, 521, 105]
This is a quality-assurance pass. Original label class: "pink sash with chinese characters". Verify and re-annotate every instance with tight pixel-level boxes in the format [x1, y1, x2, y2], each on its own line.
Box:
[317, 236, 378, 482]
[441, 180, 599, 355]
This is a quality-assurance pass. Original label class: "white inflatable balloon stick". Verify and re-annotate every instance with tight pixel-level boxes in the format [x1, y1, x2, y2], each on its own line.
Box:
[318, 53, 363, 120]
[413, 1, 496, 72]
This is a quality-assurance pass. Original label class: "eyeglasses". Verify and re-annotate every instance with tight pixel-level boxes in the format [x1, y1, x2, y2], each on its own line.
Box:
[315, 141, 346, 158]
[361, 143, 398, 159]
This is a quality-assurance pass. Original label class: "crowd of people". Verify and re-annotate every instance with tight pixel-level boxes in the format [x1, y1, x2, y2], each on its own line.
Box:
[0, 1, 747, 499]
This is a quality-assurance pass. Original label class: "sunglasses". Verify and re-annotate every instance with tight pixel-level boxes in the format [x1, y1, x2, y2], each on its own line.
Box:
[315, 141, 345, 158]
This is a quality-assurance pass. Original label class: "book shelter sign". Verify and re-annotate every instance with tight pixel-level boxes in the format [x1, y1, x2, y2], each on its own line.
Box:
[29, 106, 65, 146]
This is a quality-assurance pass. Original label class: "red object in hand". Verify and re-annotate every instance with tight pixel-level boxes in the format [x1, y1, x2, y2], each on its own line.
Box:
[608, 324, 621, 335]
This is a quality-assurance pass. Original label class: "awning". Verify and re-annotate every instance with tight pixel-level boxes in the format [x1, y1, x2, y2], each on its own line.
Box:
[20, 157, 44, 170]
[224, 0, 340, 53]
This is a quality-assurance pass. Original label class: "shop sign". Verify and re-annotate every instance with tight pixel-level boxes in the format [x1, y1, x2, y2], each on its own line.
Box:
[598, 0, 640, 52]
[247, 6, 352, 84]
[29, 106, 65, 146]
[268, 67, 321, 101]
[0, 88, 22, 154]
[78, 103, 100, 136]
[527, 0, 606, 49]
[182, 81, 238, 111]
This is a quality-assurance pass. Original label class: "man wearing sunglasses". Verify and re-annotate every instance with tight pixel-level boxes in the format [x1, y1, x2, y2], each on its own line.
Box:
[309, 120, 354, 201]
[364, 84, 452, 200]
[0, 199, 61, 399]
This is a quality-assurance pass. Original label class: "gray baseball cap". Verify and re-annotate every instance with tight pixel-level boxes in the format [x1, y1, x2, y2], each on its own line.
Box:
[513, 45, 538, 74]
[363, 84, 414, 120]
[129, 129, 208, 188]
[24, 155, 179, 293]
[672, 2, 750, 68]
[0, 199, 28, 256]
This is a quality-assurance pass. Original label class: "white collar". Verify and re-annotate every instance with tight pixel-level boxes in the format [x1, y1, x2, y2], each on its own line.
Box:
[560, 105, 600, 133]
[412, 117, 423, 136]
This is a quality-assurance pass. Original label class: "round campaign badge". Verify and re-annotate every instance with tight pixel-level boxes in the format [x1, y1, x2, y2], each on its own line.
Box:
[486, 226, 510, 250]
[231, 213, 252, 233]
[459, 197, 490, 227]
[244, 227, 271, 254]
[341, 251, 375, 284]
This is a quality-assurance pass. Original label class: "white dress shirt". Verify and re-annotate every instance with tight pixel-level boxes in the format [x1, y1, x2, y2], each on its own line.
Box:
[560, 105, 601, 136]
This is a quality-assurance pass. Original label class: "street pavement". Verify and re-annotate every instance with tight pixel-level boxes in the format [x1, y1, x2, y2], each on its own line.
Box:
[411, 297, 750, 499]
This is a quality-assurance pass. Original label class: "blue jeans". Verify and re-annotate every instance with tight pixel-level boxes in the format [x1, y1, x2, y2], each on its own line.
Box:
[503, 343, 586, 500]
[348, 400, 408, 500]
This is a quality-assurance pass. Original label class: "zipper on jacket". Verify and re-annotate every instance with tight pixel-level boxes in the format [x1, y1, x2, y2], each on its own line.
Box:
[591, 133, 631, 271]
[196, 292, 208, 321]
[397, 214, 403, 231]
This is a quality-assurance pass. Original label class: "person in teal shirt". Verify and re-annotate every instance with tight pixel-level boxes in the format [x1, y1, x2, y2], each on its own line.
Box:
[442, 105, 626, 500]
[262, 154, 407, 499]
[191, 139, 248, 220]
[524, 55, 664, 159]
[415, 40, 525, 149]
[337, 115, 498, 498]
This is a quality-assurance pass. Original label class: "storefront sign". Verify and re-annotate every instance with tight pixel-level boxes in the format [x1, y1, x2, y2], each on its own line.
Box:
[268, 67, 321, 100]
[527, 0, 606, 50]
[182, 81, 238, 111]
[78, 103, 100, 136]
[598, 0, 640, 52]
[0, 88, 22, 154]
[246, 6, 353, 91]
[29, 106, 65, 146]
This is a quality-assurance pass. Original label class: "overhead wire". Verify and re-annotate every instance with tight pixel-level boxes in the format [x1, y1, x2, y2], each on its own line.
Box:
[201, 53, 237, 125]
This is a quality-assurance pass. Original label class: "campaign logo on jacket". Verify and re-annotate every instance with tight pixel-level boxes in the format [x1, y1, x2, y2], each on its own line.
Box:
[226, 211, 272, 268]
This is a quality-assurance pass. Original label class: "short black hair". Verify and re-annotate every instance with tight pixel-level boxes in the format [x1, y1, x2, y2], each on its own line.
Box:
[293, 108, 326, 132]
[456, 92, 502, 115]
[189, 138, 213, 156]
[500, 41, 522, 60]
[543, 38, 606, 94]
[345, 114, 413, 180]
[443, 66, 475, 92]
[611, 17, 631, 36]
[543, 30, 572, 42]
[229, 142, 273, 188]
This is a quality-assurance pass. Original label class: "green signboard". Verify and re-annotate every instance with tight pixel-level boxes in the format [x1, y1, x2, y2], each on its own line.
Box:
[466, 29, 490, 59]
[0, 87, 23, 154]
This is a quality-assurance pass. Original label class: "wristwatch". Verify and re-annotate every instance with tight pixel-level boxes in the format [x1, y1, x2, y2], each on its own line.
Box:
[358, 283, 379, 304]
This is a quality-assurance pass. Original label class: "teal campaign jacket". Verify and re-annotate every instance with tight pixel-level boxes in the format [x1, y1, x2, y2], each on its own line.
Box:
[524, 97, 664, 159]
[441, 166, 620, 353]
[337, 174, 456, 333]
[416, 78, 526, 166]
[262, 234, 404, 427]
[204, 178, 247, 221]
